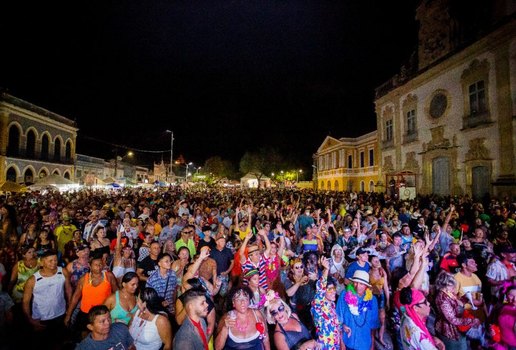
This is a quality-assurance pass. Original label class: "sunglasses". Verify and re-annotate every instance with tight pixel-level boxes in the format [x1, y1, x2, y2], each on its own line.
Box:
[326, 286, 336, 292]
[270, 304, 285, 317]
[293, 265, 303, 269]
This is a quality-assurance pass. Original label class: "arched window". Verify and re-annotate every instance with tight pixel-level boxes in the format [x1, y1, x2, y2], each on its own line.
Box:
[320, 181, 324, 189]
[6, 167, 17, 182]
[65, 141, 72, 162]
[54, 138, 61, 162]
[369, 180, 375, 192]
[24, 168, 34, 184]
[39, 169, 48, 178]
[26, 130, 36, 158]
[334, 180, 339, 191]
[63, 171, 71, 180]
[327, 181, 331, 190]
[53, 169, 60, 175]
[41, 134, 49, 160]
[360, 181, 365, 192]
[7, 126, 20, 157]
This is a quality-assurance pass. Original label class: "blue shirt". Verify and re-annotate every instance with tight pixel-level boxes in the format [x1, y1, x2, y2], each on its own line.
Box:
[146, 269, 177, 314]
[336, 289, 379, 349]
[344, 261, 370, 280]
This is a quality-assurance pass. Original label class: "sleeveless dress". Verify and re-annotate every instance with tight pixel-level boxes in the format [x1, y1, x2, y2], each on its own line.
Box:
[80, 271, 113, 313]
[275, 317, 312, 349]
[225, 310, 264, 350]
[129, 310, 163, 350]
[110, 290, 138, 325]
[12, 260, 39, 303]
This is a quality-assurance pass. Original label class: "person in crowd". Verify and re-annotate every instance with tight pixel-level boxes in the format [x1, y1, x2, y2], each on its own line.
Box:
[34, 227, 56, 252]
[8, 245, 39, 304]
[112, 230, 136, 284]
[244, 269, 266, 309]
[240, 230, 271, 291]
[434, 271, 480, 350]
[129, 287, 172, 350]
[89, 225, 111, 257]
[22, 250, 72, 347]
[284, 257, 316, 332]
[311, 256, 341, 350]
[136, 241, 160, 285]
[66, 243, 91, 291]
[75, 304, 135, 350]
[19, 222, 38, 248]
[487, 246, 516, 302]
[384, 232, 406, 274]
[145, 252, 177, 316]
[345, 247, 370, 284]
[336, 270, 379, 350]
[173, 288, 210, 350]
[172, 246, 191, 295]
[63, 229, 88, 264]
[440, 242, 461, 273]
[210, 232, 234, 297]
[176, 225, 197, 258]
[454, 254, 486, 324]
[329, 243, 347, 296]
[55, 214, 78, 255]
[215, 285, 270, 350]
[369, 254, 390, 347]
[264, 290, 316, 350]
[104, 271, 139, 325]
[64, 253, 118, 335]
[399, 287, 445, 350]
[495, 286, 516, 350]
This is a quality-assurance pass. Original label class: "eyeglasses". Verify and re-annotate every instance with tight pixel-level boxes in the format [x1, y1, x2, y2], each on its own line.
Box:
[270, 304, 285, 317]
[293, 265, 303, 269]
[326, 286, 336, 292]
[415, 299, 429, 307]
[182, 231, 193, 234]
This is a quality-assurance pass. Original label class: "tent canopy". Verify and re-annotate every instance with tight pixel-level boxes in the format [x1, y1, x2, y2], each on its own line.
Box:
[0, 181, 26, 192]
[35, 174, 74, 185]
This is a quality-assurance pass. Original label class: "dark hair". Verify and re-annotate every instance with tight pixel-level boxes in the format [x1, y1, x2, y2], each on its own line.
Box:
[88, 305, 110, 324]
[140, 287, 167, 315]
[393, 232, 402, 239]
[326, 276, 337, 288]
[185, 278, 205, 291]
[39, 249, 57, 259]
[157, 252, 172, 262]
[90, 250, 104, 262]
[121, 272, 138, 286]
[177, 246, 190, 256]
[399, 287, 413, 305]
[226, 285, 253, 311]
[181, 288, 206, 307]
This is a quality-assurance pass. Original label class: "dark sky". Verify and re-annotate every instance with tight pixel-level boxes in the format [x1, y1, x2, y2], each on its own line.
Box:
[0, 1, 418, 169]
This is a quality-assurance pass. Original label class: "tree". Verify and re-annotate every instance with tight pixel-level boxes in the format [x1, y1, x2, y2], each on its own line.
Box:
[203, 156, 237, 181]
[239, 147, 283, 188]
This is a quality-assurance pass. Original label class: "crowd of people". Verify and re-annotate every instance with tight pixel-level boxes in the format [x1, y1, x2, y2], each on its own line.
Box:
[0, 186, 515, 350]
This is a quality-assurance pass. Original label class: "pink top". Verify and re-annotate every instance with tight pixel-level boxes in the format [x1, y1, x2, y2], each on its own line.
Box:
[499, 305, 516, 346]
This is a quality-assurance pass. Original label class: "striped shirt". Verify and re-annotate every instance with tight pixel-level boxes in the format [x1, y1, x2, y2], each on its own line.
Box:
[146, 269, 177, 314]
[241, 255, 268, 291]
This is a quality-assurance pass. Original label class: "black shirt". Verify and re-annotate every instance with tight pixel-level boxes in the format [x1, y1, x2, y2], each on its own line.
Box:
[138, 255, 159, 278]
[210, 247, 234, 275]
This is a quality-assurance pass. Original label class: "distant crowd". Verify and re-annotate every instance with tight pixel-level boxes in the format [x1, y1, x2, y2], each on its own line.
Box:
[0, 186, 515, 350]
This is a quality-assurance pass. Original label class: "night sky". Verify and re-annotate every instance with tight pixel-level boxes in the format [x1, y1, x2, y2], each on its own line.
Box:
[1, 1, 418, 169]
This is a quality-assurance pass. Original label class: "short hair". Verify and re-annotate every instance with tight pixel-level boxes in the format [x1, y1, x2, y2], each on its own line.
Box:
[457, 253, 473, 267]
[121, 272, 138, 286]
[177, 246, 190, 256]
[157, 252, 172, 262]
[88, 305, 110, 324]
[434, 271, 457, 290]
[392, 232, 402, 239]
[182, 288, 206, 307]
[265, 298, 292, 324]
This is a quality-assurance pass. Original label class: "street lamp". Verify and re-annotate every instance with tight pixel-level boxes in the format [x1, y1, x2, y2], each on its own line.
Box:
[185, 162, 193, 181]
[114, 151, 133, 179]
[165, 130, 174, 175]
[195, 166, 201, 174]
[296, 169, 303, 182]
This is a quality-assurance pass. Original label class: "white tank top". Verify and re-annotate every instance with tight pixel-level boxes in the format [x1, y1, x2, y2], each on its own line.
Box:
[129, 311, 162, 350]
[32, 267, 66, 321]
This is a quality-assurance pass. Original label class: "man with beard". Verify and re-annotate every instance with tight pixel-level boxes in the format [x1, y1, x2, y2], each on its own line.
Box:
[173, 288, 210, 350]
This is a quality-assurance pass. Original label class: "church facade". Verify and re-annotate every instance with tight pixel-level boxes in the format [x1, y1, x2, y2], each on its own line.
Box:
[374, 0, 516, 199]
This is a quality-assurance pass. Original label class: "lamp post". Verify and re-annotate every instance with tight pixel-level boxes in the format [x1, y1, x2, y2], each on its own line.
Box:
[165, 130, 174, 181]
[185, 162, 193, 181]
[196, 166, 201, 174]
[114, 151, 133, 179]
[296, 169, 303, 182]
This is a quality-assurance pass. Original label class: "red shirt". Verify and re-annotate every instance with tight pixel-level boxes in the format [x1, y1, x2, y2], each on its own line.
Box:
[189, 317, 209, 350]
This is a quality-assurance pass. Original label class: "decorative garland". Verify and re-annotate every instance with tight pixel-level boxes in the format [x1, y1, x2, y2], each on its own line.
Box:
[344, 284, 373, 316]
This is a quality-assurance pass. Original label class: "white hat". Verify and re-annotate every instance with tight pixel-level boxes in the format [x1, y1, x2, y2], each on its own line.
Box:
[349, 270, 371, 287]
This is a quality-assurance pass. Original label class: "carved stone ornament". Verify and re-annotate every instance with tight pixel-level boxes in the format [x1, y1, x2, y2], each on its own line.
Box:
[383, 156, 394, 173]
[465, 138, 490, 161]
[404, 152, 420, 172]
[426, 126, 451, 151]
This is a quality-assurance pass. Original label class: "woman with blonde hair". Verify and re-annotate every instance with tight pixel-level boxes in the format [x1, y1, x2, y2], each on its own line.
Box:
[264, 290, 315, 350]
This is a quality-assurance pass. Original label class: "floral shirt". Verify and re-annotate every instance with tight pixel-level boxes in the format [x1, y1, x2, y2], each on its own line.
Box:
[400, 314, 437, 350]
[311, 277, 341, 350]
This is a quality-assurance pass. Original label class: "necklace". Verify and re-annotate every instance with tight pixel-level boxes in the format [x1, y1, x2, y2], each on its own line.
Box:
[235, 317, 249, 332]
